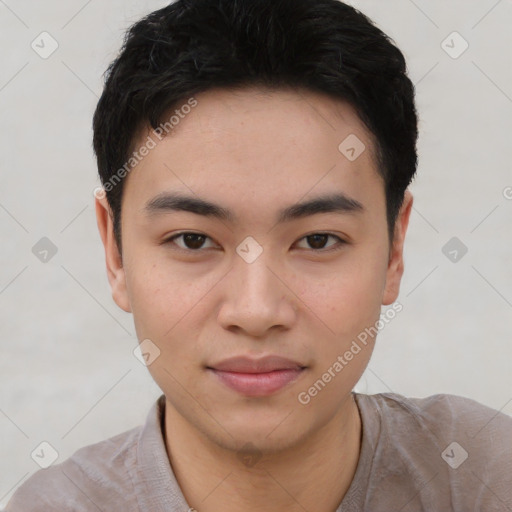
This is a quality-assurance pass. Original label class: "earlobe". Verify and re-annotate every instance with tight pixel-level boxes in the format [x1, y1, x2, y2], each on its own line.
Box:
[95, 194, 132, 313]
[382, 190, 413, 306]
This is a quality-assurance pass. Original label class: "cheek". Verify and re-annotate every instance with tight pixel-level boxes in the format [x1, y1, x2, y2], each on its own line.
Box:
[126, 266, 205, 393]
[124, 257, 181, 340]
[296, 255, 387, 398]
[125, 254, 218, 345]
[297, 246, 389, 338]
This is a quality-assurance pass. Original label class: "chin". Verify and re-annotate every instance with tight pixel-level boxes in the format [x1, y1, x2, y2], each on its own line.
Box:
[216, 412, 313, 452]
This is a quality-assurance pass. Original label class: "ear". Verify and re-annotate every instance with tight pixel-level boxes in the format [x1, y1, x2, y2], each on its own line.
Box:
[95, 192, 132, 313]
[382, 190, 413, 306]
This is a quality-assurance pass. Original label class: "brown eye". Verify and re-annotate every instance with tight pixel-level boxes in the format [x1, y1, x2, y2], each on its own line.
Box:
[182, 233, 207, 249]
[166, 232, 215, 251]
[306, 234, 329, 250]
[295, 233, 346, 252]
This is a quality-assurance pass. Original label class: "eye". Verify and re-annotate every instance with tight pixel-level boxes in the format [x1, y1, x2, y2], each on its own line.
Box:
[164, 231, 347, 253]
[164, 232, 217, 251]
[295, 233, 347, 252]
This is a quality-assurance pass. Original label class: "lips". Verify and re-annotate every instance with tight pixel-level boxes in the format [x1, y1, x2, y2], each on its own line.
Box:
[208, 355, 305, 373]
[207, 355, 306, 396]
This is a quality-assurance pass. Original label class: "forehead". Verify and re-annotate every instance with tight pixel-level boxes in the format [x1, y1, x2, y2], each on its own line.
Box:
[156, 86, 378, 159]
[122, 87, 384, 222]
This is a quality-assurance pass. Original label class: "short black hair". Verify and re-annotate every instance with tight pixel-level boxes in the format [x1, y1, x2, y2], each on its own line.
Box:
[93, 0, 418, 250]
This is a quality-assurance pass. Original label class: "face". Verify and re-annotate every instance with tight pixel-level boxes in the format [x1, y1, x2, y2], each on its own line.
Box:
[96, 87, 412, 454]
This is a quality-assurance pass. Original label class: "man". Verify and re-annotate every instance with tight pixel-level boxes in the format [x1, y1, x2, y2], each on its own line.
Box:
[6, 0, 511, 510]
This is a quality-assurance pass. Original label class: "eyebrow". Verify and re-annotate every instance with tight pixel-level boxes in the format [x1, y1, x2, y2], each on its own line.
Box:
[144, 191, 364, 224]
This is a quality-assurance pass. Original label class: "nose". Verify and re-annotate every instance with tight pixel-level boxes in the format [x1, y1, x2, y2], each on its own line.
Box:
[217, 250, 297, 338]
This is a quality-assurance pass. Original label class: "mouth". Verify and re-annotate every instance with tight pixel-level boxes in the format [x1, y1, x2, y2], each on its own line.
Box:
[207, 355, 307, 397]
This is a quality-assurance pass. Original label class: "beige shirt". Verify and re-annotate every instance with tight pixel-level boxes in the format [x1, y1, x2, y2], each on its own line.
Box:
[6, 392, 512, 511]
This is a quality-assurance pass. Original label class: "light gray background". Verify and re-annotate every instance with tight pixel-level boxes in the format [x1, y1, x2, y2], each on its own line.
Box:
[1, 0, 511, 505]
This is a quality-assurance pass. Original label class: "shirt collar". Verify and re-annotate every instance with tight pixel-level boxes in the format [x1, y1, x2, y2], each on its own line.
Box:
[133, 394, 192, 511]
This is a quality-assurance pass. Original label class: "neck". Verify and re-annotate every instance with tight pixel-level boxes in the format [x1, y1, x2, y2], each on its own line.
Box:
[163, 394, 362, 512]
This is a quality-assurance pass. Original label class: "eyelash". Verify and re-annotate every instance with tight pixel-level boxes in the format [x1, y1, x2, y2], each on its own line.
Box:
[163, 232, 347, 254]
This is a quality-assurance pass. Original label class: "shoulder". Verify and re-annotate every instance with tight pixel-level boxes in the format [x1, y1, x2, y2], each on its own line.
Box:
[368, 391, 512, 437]
[5, 426, 141, 512]
[356, 392, 512, 508]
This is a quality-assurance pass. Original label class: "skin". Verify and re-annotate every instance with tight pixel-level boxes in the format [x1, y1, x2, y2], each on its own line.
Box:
[96, 87, 413, 512]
